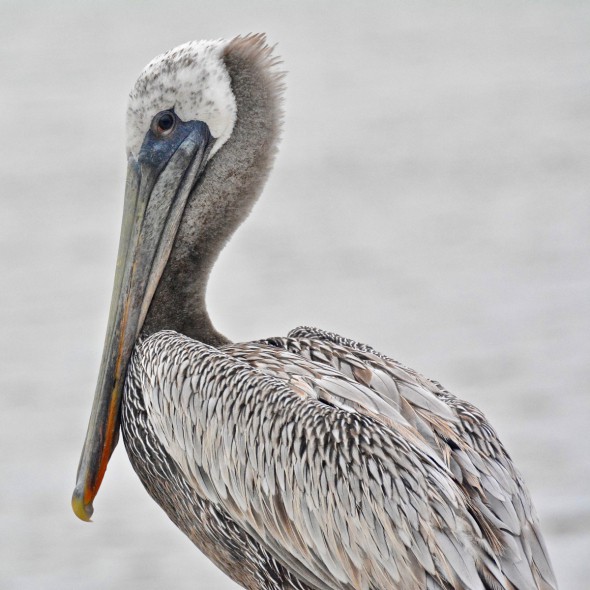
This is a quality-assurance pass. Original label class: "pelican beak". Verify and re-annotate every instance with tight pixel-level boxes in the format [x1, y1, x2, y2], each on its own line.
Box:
[72, 119, 213, 521]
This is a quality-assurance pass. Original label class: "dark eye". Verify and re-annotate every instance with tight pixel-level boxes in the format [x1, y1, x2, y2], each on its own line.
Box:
[151, 110, 177, 136]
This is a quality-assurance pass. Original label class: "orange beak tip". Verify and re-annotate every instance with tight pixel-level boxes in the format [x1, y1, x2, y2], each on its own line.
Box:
[72, 487, 94, 522]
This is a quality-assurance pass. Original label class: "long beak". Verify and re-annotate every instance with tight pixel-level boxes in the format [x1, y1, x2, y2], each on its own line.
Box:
[72, 121, 213, 521]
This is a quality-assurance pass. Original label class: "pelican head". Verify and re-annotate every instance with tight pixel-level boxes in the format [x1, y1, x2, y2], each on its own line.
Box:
[126, 40, 237, 159]
[72, 34, 283, 521]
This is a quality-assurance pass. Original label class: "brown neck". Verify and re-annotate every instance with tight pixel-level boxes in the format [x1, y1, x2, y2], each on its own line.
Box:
[141, 35, 284, 346]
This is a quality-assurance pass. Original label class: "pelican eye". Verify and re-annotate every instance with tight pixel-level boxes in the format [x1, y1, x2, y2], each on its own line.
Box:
[152, 111, 177, 137]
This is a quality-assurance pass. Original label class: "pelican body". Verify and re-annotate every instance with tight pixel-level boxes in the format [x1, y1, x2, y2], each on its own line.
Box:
[72, 35, 558, 590]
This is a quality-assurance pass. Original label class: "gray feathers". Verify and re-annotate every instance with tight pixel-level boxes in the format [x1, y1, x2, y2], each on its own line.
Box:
[122, 328, 557, 590]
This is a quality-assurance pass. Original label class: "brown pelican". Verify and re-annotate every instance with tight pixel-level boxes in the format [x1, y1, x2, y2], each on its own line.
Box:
[72, 34, 558, 590]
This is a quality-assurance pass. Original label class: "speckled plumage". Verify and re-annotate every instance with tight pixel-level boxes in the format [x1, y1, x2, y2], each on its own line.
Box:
[116, 35, 557, 589]
[123, 329, 556, 590]
[127, 39, 237, 158]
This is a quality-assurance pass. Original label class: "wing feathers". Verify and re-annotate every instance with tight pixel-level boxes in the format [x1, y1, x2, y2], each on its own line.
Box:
[132, 329, 557, 590]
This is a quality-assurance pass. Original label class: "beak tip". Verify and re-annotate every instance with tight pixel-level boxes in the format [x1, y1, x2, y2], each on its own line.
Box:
[72, 486, 94, 522]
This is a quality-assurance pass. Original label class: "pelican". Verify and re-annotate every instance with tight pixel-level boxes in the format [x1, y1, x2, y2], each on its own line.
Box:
[72, 35, 558, 590]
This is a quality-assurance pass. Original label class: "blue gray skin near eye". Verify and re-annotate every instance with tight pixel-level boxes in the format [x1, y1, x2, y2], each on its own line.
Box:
[138, 117, 212, 171]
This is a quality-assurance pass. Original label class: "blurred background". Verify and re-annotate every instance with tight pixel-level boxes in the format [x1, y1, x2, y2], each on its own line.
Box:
[1, 1, 589, 588]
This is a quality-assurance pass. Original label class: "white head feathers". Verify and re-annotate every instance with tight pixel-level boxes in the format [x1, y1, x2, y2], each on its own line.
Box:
[126, 39, 237, 159]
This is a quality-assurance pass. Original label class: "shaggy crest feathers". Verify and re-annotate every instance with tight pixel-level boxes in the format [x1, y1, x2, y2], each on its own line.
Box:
[223, 32, 286, 137]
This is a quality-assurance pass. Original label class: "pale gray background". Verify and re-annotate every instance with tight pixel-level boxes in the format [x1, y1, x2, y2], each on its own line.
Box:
[1, 1, 589, 588]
